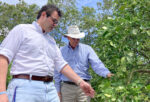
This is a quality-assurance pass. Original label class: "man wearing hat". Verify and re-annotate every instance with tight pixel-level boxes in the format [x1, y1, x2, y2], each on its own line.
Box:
[54, 25, 113, 102]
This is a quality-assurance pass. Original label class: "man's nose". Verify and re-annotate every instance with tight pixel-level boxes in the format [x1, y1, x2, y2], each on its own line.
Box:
[75, 39, 79, 43]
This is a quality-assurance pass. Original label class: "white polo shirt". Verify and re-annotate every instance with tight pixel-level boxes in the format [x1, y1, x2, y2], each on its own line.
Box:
[0, 21, 67, 76]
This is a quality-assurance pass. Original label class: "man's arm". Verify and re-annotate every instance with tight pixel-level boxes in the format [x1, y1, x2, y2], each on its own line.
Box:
[60, 64, 95, 98]
[0, 55, 9, 102]
[88, 46, 113, 78]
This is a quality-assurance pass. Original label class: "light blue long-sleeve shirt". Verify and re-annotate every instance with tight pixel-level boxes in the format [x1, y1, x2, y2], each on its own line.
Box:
[54, 43, 110, 92]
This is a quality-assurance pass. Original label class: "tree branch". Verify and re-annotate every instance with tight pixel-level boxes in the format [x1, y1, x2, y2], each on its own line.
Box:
[127, 69, 150, 84]
[134, 49, 149, 59]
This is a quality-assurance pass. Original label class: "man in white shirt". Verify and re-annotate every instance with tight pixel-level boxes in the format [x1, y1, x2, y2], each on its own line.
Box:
[0, 4, 95, 102]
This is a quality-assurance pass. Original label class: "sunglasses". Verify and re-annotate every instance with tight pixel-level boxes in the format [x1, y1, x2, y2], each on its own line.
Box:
[50, 16, 58, 24]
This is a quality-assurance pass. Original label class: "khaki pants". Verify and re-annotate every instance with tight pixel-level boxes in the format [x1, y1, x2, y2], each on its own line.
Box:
[61, 82, 91, 102]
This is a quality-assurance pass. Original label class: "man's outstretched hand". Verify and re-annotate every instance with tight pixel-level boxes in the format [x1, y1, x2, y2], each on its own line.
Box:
[107, 73, 114, 78]
[79, 80, 95, 98]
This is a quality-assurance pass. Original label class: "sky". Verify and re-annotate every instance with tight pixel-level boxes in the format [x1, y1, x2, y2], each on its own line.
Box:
[0, 0, 47, 7]
[0, 0, 100, 9]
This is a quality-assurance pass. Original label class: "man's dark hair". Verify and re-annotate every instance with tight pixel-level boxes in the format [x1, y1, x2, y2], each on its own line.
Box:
[37, 4, 62, 19]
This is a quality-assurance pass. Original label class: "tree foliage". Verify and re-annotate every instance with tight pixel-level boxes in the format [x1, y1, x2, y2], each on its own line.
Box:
[92, 0, 150, 101]
[0, 1, 39, 42]
[79, 6, 98, 45]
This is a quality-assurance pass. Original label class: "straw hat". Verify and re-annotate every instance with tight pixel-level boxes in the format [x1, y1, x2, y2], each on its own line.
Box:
[64, 25, 85, 39]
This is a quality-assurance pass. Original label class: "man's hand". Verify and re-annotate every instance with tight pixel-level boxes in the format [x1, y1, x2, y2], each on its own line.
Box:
[79, 80, 95, 98]
[107, 73, 114, 78]
[0, 94, 9, 102]
[57, 92, 62, 101]
[61, 64, 95, 98]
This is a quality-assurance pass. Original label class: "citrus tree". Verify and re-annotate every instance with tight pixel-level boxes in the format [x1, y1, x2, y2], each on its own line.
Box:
[91, 0, 150, 101]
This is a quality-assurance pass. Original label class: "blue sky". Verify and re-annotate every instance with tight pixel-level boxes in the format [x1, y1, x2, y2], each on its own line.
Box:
[0, 0, 47, 7]
[0, 0, 100, 9]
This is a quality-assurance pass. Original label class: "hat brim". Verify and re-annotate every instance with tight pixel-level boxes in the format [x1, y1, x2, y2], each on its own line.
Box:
[64, 32, 85, 39]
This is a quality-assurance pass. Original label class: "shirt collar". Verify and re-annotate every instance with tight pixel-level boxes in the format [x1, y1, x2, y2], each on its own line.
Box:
[32, 21, 48, 35]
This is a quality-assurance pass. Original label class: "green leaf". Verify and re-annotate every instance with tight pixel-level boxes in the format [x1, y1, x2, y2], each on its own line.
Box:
[146, 30, 150, 36]
[145, 85, 150, 91]
[102, 26, 108, 30]
[121, 57, 126, 64]
[111, 98, 116, 101]
[132, 29, 138, 35]
[104, 94, 111, 97]
[110, 41, 116, 48]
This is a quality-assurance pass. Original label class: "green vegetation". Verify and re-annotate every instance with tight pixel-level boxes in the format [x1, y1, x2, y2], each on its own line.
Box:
[92, 0, 150, 101]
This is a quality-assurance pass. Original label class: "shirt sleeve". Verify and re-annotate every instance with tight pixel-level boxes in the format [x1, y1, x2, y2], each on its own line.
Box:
[88, 46, 110, 78]
[0, 25, 24, 63]
[54, 45, 67, 72]
[54, 68, 62, 92]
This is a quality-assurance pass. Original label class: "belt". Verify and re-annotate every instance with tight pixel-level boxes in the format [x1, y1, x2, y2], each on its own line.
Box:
[63, 79, 89, 85]
[13, 74, 53, 82]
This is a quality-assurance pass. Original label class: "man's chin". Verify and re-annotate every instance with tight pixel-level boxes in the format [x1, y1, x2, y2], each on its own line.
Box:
[45, 29, 53, 33]
[49, 28, 54, 31]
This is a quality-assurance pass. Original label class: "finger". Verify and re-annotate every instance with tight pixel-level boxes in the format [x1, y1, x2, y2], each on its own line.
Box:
[84, 88, 95, 98]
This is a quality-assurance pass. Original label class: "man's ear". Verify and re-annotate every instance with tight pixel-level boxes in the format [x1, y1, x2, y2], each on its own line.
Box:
[41, 11, 47, 17]
[67, 36, 71, 41]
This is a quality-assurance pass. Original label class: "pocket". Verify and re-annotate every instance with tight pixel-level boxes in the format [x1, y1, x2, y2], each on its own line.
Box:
[7, 79, 29, 91]
[7, 79, 18, 102]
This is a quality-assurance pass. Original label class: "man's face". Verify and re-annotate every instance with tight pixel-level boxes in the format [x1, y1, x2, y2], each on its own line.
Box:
[43, 11, 60, 33]
[67, 37, 80, 49]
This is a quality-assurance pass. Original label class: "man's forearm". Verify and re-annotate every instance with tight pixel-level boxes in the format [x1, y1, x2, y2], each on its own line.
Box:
[0, 55, 8, 92]
[60, 64, 95, 98]
[60, 64, 83, 85]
